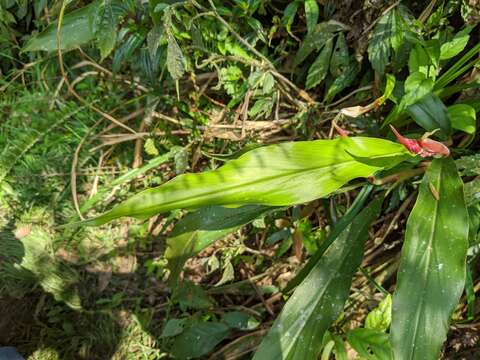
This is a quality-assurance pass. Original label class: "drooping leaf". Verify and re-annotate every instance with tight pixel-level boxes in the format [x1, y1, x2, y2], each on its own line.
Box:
[166, 34, 186, 80]
[391, 158, 469, 360]
[447, 103, 476, 134]
[166, 205, 272, 288]
[304, 0, 319, 34]
[80, 137, 411, 226]
[368, 8, 393, 74]
[406, 93, 451, 138]
[347, 328, 392, 360]
[171, 322, 230, 359]
[252, 196, 383, 360]
[305, 38, 333, 89]
[23, 1, 98, 52]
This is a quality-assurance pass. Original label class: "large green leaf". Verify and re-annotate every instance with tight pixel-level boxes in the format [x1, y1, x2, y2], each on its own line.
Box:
[391, 158, 469, 360]
[252, 196, 383, 360]
[447, 103, 476, 134]
[368, 8, 393, 74]
[23, 1, 98, 52]
[81, 137, 411, 226]
[166, 205, 272, 289]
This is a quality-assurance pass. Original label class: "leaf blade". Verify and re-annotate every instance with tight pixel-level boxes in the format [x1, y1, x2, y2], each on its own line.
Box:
[391, 158, 469, 360]
[252, 196, 383, 360]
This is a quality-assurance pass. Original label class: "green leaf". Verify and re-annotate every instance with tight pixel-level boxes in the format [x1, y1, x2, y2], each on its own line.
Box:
[161, 318, 187, 338]
[94, 0, 123, 60]
[171, 322, 230, 359]
[365, 294, 392, 332]
[391, 158, 469, 360]
[166, 34, 185, 80]
[304, 0, 319, 34]
[440, 27, 471, 60]
[81, 137, 411, 226]
[293, 21, 346, 67]
[253, 196, 383, 360]
[408, 41, 440, 79]
[223, 311, 260, 330]
[324, 60, 360, 103]
[173, 281, 213, 311]
[23, 1, 98, 52]
[447, 104, 476, 134]
[282, 1, 299, 35]
[456, 154, 480, 176]
[305, 38, 333, 89]
[329, 33, 349, 76]
[347, 328, 392, 360]
[406, 93, 451, 138]
[166, 205, 271, 288]
[368, 9, 393, 74]
[401, 72, 435, 108]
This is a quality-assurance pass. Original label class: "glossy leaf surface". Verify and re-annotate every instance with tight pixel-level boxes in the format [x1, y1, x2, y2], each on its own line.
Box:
[252, 196, 383, 360]
[82, 137, 411, 226]
[391, 158, 469, 360]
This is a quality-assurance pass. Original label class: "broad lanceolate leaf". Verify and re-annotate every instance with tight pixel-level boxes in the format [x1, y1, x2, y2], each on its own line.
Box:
[166, 205, 272, 289]
[253, 196, 383, 360]
[82, 137, 411, 226]
[24, 1, 98, 52]
[368, 8, 393, 74]
[347, 328, 392, 360]
[305, 38, 333, 89]
[324, 60, 360, 103]
[391, 158, 469, 360]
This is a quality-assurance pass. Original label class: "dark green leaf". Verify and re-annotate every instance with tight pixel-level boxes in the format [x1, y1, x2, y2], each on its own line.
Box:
[171, 322, 230, 359]
[282, 1, 299, 35]
[324, 60, 360, 103]
[253, 196, 383, 360]
[166, 205, 271, 288]
[173, 281, 212, 311]
[161, 318, 187, 338]
[94, 0, 122, 59]
[391, 158, 469, 360]
[223, 311, 260, 330]
[368, 10, 393, 74]
[305, 38, 333, 89]
[329, 33, 349, 76]
[293, 21, 346, 67]
[406, 93, 451, 138]
[24, 2, 98, 52]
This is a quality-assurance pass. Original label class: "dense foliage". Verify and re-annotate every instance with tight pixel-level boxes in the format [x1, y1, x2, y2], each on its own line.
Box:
[1, 0, 480, 359]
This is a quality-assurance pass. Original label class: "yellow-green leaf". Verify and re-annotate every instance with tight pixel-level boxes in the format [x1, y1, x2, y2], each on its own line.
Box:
[80, 137, 411, 226]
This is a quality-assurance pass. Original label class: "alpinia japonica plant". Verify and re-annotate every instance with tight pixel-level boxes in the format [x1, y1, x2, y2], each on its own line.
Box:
[78, 121, 470, 359]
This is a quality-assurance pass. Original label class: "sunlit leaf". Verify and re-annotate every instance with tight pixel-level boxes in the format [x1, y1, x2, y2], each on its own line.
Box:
[252, 196, 383, 360]
[167, 34, 185, 80]
[391, 158, 469, 360]
[440, 27, 472, 60]
[347, 328, 392, 360]
[80, 137, 411, 226]
[304, 0, 319, 34]
[448, 103, 476, 134]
